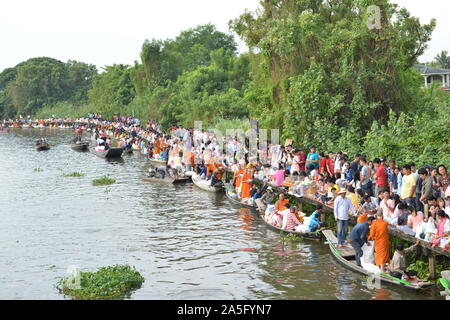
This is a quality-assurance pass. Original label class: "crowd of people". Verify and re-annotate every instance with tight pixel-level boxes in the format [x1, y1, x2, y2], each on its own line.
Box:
[2, 114, 450, 279]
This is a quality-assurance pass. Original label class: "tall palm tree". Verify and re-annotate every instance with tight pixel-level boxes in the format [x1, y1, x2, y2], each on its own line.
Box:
[434, 51, 450, 69]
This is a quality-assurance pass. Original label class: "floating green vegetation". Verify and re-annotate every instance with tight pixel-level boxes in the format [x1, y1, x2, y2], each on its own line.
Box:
[57, 265, 145, 300]
[33, 168, 43, 172]
[92, 175, 116, 186]
[63, 172, 86, 177]
[279, 232, 304, 243]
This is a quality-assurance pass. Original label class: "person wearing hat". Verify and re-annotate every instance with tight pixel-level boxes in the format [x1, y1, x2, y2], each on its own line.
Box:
[334, 189, 356, 248]
[261, 187, 276, 206]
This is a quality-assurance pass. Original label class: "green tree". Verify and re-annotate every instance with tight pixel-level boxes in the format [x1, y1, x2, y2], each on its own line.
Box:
[434, 50, 450, 69]
[230, 0, 436, 144]
[88, 64, 136, 117]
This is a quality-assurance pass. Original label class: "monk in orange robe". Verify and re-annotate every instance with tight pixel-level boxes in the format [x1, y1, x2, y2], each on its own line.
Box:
[368, 214, 391, 271]
[154, 138, 161, 155]
[275, 193, 289, 212]
[241, 168, 253, 199]
[234, 166, 244, 189]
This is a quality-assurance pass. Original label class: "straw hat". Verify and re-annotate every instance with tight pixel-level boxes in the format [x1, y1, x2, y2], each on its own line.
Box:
[338, 190, 347, 195]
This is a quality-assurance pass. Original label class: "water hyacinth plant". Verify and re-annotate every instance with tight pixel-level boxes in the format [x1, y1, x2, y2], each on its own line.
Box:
[92, 175, 116, 186]
[63, 172, 86, 177]
[57, 265, 145, 300]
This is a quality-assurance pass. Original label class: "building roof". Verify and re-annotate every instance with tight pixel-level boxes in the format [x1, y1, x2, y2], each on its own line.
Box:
[415, 64, 450, 75]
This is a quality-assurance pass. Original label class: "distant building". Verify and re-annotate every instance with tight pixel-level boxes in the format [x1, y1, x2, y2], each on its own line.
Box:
[415, 64, 450, 93]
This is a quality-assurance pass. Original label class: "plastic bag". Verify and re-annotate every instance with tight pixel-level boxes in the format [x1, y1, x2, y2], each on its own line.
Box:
[361, 241, 375, 265]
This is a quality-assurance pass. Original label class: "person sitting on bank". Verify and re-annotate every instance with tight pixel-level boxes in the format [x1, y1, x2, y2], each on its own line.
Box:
[261, 187, 276, 206]
[388, 240, 420, 280]
[361, 194, 378, 216]
[348, 217, 376, 267]
[326, 187, 340, 206]
[396, 214, 416, 236]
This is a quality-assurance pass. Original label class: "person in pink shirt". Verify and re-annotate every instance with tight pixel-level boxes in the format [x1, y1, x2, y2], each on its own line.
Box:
[380, 191, 395, 220]
[273, 164, 285, 187]
[283, 207, 302, 231]
[407, 205, 424, 233]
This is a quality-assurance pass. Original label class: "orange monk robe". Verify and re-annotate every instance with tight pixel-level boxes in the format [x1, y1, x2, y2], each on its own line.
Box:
[206, 164, 216, 175]
[276, 199, 289, 212]
[368, 218, 391, 266]
[241, 171, 252, 198]
[234, 169, 244, 189]
[154, 140, 161, 155]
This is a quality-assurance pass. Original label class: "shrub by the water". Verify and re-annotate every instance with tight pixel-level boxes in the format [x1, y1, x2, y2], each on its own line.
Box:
[57, 265, 144, 300]
[92, 175, 116, 186]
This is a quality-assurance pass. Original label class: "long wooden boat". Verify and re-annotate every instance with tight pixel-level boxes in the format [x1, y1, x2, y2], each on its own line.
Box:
[322, 230, 433, 291]
[224, 185, 258, 210]
[143, 176, 192, 185]
[92, 147, 123, 159]
[70, 142, 89, 151]
[191, 173, 223, 193]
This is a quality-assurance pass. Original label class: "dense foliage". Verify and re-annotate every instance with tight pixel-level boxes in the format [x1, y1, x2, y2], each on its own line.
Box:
[57, 265, 144, 300]
[1, 2, 448, 166]
[0, 57, 97, 117]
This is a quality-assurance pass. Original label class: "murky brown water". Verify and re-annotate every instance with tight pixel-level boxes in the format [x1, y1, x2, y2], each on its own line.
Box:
[0, 128, 442, 300]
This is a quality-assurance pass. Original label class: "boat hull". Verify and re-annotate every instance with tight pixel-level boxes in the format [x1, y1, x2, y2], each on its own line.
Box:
[191, 173, 223, 193]
[92, 147, 123, 159]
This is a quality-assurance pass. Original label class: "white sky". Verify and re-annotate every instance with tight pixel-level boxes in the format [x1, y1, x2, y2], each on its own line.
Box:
[0, 0, 448, 72]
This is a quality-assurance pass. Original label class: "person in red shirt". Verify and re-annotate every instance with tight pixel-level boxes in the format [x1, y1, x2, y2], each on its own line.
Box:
[373, 158, 387, 196]
[319, 152, 328, 176]
[298, 149, 307, 172]
[326, 152, 335, 177]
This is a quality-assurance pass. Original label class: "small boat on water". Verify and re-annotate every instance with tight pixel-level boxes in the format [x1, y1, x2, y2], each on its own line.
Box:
[36, 143, 50, 151]
[36, 138, 50, 151]
[255, 200, 322, 240]
[92, 147, 123, 159]
[123, 148, 133, 154]
[225, 185, 258, 211]
[70, 142, 89, 151]
[191, 173, 223, 193]
[322, 230, 433, 291]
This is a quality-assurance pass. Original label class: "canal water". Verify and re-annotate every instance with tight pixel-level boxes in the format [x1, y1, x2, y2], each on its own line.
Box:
[0, 129, 441, 300]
